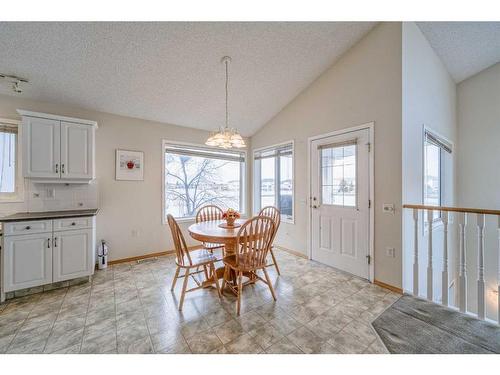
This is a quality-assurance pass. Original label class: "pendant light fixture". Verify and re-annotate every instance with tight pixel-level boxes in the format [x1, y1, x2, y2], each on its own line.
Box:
[205, 56, 246, 149]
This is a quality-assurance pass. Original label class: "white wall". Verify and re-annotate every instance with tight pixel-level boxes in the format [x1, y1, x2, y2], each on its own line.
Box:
[402, 22, 458, 299]
[457, 61, 500, 320]
[251, 23, 403, 288]
[0, 94, 251, 262]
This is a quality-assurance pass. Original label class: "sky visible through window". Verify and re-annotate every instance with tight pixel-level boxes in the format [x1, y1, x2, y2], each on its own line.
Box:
[424, 141, 440, 207]
[321, 144, 356, 207]
[258, 152, 293, 218]
[0, 132, 16, 193]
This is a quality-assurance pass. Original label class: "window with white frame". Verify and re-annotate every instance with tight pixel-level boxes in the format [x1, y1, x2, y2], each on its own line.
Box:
[0, 119, 21, 201]
[423, 129, 452, 217]
[253, 142, 294, 222]
[163, 142, 246, 220]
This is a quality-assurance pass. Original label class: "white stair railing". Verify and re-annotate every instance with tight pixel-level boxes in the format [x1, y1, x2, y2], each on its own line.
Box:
[427, 209, 433, 301]
[458, 212, 467, 313]
[442, 211, 449, 306]
[498, 216, 500, 324]
[404, 204, 500, 325]
[413, 208, 419, 296]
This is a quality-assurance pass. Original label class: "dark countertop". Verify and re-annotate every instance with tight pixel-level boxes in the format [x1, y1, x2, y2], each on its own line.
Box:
[0, 209, 99, 222]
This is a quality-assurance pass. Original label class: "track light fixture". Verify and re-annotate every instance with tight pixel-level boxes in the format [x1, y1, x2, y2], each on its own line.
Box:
[0, 73, 28, 94]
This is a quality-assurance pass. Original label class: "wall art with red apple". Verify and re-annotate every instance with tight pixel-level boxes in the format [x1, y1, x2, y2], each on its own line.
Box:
[115, 149, 144, 181]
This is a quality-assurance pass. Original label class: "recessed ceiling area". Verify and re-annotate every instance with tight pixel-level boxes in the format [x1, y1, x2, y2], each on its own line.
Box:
[417, 22, 500, 83]
[0, 22, 376, 136]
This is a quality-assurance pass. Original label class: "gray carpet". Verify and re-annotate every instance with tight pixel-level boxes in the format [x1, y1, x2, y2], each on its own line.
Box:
[372, 294, 500, 354]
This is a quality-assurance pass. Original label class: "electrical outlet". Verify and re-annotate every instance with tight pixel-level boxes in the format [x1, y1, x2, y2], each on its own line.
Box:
[386, 247, 396, 258]
[46, 188, 55, 199]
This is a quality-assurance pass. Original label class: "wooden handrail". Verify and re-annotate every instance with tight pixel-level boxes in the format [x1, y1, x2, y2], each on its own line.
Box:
[403, 204, 500, 216]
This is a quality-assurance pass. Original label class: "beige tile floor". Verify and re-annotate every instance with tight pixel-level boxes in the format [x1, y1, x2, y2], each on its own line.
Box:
[0, 249, 398, 354]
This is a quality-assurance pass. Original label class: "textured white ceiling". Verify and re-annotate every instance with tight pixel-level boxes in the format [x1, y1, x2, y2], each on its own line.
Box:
[418, 22, 500, 83]
[0, 22, 376, 135]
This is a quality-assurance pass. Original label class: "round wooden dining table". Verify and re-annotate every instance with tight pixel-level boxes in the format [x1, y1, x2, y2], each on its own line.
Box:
[188, 218, 248, 282]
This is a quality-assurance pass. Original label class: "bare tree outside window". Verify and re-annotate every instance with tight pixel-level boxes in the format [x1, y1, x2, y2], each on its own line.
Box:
[165, 152, 242, 218]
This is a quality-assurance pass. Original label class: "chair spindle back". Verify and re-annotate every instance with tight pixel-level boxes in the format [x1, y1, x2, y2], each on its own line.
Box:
[236, 216, 275, 268]
[258, 206, 281, 243]
[196, 205, 224, 223]
[167, 214, 192, 266]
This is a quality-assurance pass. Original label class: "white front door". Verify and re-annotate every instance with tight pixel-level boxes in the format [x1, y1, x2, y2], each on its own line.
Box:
[310, 127, 371, 279]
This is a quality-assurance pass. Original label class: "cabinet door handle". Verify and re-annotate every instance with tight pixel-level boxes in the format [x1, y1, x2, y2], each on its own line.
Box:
[71, 222, 76, 226]
[48, 238, 51, 248]
[62, 164, 65, 174]
[53, 237, 57, 247]
[55, 164, 59, 174]
[25, 225, 31, 230]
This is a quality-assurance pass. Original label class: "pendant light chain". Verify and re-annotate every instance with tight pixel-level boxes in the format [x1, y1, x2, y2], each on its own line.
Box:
[205, 56, 246, 149]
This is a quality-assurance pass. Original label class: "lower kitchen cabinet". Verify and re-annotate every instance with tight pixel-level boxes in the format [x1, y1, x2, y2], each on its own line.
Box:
[53, 228, 94, 282]
[3, 233, 53, 292]
[1, 216, 96, 301]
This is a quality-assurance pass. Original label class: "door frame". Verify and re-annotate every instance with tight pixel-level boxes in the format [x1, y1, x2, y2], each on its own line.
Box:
[307, 122, 375, 282]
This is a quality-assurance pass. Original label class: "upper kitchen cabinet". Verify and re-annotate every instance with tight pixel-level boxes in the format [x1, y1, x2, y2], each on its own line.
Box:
[60, 121, 94, 180]
[18, 110, 97, 183]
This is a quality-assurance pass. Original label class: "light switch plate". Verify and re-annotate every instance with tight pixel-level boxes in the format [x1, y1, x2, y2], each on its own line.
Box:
[386, 247, 396, 258]
[382, 203, 395, 214]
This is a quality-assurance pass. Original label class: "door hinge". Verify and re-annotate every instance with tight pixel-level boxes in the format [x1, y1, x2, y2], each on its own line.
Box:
[368, 199, 371, 209]
[366, 255, 371, 264]
[366, 142, 371, 152]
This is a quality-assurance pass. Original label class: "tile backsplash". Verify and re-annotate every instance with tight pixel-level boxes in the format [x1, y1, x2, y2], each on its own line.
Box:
[27, 180, 98, 212]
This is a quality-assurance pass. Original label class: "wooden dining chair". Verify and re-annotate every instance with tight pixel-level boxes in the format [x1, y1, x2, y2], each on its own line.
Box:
[221, 216, 277, 315]
[195, 205, 225, 253]
[258, 206, 281, 275]
[167, 214, 221, 310]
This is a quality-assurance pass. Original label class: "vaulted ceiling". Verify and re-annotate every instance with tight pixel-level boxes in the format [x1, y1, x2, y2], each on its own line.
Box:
[0, 22, 376, 136]
[418, 22, 500, 83]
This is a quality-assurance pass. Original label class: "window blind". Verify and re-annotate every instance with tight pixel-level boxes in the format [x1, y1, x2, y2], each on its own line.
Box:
[254, 143, 293, 160]
[425, 130, 452, 154]
[164, 143, 245, 162]
[317, 138, 357, 150]
[0, 122, 18, 134]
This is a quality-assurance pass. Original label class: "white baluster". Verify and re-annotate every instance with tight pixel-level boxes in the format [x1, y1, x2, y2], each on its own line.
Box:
[497, 216, 500, 325]
[458, 212, 467, 313]
[427, 209, 433, 301]
[413, 208, 419, 296]
[442, 211, 449, 306]
[476, 214, 485, 319]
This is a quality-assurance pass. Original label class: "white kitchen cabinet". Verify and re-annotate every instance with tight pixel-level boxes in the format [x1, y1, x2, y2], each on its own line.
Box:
[60, 121, 94, 180]
[3, 233, 53, 292]
[22, 116, 61, 179]
[18, 110, 97, 183]
[0, 215, 97, 302]
[52, 228, 94, 282]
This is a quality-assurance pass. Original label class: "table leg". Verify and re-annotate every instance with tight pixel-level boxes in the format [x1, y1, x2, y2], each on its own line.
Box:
[217, 242, 239, 294]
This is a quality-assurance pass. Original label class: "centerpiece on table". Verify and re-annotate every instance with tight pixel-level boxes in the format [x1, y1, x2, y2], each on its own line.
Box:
[219, 208, 241, 228]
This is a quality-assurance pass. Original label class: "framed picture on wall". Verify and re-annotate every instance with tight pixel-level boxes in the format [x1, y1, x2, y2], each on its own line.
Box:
[115, 149, 144, 181]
